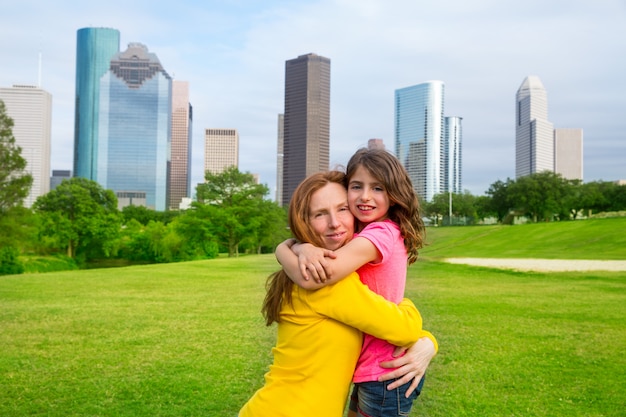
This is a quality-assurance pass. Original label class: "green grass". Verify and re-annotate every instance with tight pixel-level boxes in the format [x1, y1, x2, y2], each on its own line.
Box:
[1, 218, 625, 416]
[421, 217, 626, 260]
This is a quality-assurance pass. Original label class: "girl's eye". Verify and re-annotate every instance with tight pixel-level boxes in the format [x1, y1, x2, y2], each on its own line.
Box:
[374, 186, 384, 192]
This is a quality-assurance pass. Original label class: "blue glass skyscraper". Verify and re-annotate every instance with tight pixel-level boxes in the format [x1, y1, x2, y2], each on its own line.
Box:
[74, 27, 120, 180]
[444, 116, 463, 194]
[394, 81, 445, 202]
[97, 43, 172, 211]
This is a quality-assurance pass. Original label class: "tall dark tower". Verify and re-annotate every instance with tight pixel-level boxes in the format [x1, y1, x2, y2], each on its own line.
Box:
[281, 53, 330, 206]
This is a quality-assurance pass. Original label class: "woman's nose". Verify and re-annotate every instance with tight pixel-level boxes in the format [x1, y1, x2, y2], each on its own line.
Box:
[328, 213, 340, 228]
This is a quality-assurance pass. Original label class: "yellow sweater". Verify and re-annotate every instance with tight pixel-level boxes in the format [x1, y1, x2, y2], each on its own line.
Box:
[239, 272, 436, 417]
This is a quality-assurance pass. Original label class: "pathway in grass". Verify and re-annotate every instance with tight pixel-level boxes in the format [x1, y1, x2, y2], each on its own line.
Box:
[444, 258, 626, 272]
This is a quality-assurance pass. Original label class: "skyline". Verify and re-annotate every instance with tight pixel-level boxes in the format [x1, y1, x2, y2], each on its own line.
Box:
[1, 0, 625, 199]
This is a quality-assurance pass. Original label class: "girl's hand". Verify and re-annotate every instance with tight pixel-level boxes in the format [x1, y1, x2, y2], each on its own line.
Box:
[292, 243, 336, 283]
[378, 337, 435, 397]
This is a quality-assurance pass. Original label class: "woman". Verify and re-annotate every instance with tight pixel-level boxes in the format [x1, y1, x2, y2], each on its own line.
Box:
[238, 171, 437, 416]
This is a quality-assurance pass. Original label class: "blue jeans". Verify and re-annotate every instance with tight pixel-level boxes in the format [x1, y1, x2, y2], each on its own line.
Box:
[349, 376, 425, 417]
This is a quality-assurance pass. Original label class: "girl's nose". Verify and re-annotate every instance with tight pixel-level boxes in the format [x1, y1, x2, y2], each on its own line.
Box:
[361, 188, 371, 201]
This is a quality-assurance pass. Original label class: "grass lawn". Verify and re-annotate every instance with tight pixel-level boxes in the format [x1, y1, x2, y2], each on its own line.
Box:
[1, 218, 625, 416]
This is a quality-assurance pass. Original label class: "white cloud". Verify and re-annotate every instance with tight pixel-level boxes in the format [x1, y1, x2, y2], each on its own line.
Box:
[1, 0, 624, 199]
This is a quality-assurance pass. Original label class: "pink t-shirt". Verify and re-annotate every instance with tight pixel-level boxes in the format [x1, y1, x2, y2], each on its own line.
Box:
[352, 219, 408, 383]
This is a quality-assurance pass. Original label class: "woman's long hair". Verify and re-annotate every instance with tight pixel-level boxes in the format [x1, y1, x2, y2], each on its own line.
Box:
[346, 148, 425, 264]
[262, 171, 347, 325]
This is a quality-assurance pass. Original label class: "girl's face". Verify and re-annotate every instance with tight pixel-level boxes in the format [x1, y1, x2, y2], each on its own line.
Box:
[347, 165, 391, 225]
[308, 182, 355, 250]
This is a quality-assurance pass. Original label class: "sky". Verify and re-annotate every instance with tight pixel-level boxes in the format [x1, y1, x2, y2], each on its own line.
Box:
[1, 0, 625, 199]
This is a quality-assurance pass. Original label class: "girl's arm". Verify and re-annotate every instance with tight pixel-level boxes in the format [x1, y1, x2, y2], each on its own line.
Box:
[276, 236, 379, 290]
[274, 239, 335, 289]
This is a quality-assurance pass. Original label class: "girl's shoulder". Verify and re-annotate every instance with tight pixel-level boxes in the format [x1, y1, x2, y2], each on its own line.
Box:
[358, 220, 401, 241]
[360, 219, 400, 233]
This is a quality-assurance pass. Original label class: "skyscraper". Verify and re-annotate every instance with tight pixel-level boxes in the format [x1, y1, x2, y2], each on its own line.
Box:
[515, 76, 554, 178]
[204, 128, 239, 175]
[367, 138, 385, 150]
[515, 76, 583, 181]
[97, 42, 172, 211]
[74, 27, 120, 180]
[0, 85, 52, 207]
[281, 53, 330, 206]
[394, 81, 445, 202]
[444, 116, 463, 194]
[169, 80, 192, 210]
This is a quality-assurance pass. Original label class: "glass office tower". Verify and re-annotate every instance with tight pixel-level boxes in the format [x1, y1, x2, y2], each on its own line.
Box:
[444, 116, 463, 194]
[97, 43, 172, 211]
[394, 81, 445, 202]
[74, 27, 120, 180]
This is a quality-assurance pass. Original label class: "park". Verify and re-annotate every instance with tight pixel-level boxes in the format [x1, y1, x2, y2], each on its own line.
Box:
[1, 218, 624, 416]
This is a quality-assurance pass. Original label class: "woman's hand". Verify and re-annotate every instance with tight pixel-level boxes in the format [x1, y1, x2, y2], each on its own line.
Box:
[378, 337, 436, 397]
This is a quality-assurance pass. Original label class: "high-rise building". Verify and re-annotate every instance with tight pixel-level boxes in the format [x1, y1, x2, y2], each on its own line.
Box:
[276, 113, 284, 204]
[74, 27, 120, 181]
[204, 128, 239, 175]
[515, 76, 554, 178]
[444, 116, 463, 194]
[554, 128, 583, 180]
[394, 81, 445, 202]
[97, 42, 172, 211]
[367, 138, 385, 150]
[50, 170, 71, 190]
[169, 80, 192, 210]
[0, 85, 52, 207]
[515, 76, 583, 181]
[281, 53, 330, 206]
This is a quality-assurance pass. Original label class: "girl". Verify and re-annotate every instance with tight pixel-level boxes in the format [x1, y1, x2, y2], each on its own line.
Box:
[275, 148, 431, 416]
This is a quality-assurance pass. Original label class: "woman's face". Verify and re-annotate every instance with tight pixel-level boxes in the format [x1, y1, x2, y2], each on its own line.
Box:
[308, 182, 355, 250]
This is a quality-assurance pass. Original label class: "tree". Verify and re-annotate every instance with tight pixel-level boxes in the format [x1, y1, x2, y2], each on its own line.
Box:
[33, 177, 121, 261]
[0, 100, 33, 213]
[195, 166, 272, 256]
[507, 171, 569, 222]
[485, 178, 515, 222]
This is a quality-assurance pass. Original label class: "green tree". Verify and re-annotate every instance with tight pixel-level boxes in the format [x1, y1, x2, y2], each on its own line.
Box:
[240, 199, 289, 254]
[0, 100, 33, 214]
[508, 171, 569, 222]
[170, 207, 220, 259]
[33, 177, 121, 261]
[485, 178, 515, 222]
[195, 166, 272, 257]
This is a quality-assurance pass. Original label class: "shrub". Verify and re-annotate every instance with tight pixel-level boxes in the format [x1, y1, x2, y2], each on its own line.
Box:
[0, 246, 24, 275]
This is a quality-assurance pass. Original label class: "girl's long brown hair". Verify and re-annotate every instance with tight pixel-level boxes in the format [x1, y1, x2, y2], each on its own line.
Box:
[346, 148, 425, 264]
[262, 171, 348, 326]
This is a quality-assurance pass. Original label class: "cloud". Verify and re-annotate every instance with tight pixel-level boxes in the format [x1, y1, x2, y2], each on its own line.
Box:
[1, 0, 625, 199]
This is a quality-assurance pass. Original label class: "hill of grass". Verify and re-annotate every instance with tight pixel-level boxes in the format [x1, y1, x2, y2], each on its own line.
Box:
[420, 217, 626, 260]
